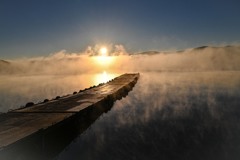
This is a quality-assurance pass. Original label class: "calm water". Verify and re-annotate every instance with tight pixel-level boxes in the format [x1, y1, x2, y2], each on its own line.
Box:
[57, 71, 240, 160]
[0, 72, 118, 112]
[1, 71, 240, 160]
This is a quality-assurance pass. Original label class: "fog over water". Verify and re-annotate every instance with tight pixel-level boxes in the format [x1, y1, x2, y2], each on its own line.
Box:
[0, 45, 240, 159]
[56, 71, 240, 160]
[0, 73, 118, 112]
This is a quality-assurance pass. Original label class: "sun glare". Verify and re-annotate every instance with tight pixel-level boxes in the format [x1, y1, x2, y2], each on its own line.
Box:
[100, 47, 107, 56]
[94, 71, 118, 84]
[93, 46, 115, 67]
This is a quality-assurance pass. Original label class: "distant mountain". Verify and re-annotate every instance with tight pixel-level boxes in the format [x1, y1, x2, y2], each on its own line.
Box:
[136, 45, 240, 55]
[136, 46, 212, 55]
[193, 46, 209, 50]
[0, 59, 11, 74]
[135, 51, 160, 55]
[192, 45, 240, 51]
[0, 59, 10, 65]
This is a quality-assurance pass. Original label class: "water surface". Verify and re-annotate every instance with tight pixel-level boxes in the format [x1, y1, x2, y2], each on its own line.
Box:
[1, 71, 240, 160]
[0, 72, 118, 112]
[57, 71, 240, 160]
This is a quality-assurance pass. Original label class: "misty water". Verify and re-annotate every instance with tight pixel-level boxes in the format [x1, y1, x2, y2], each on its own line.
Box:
[1, 71, 240, 160]
[55, 71, 240, 160]
[0, 72, 118, 113]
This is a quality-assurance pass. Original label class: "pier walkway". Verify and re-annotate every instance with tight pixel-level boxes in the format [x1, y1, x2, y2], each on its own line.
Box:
[0, 73, 139, 150]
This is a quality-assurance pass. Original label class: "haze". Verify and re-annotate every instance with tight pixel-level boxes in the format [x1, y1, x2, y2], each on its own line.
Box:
[1, 1, 240, 159]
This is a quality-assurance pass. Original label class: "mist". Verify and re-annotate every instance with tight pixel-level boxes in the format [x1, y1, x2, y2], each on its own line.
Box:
[1, 45, 240, 159]
[127, 45, 240, 72]
[1, 45, 240, 75]
[57, 72, 240, 160]
[0, 45, 240, 112]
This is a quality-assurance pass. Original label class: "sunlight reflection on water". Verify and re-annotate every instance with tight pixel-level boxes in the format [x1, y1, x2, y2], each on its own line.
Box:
[1, 71, 240, 160]
[57, 71, 240, 160]
[0, 72, 119, 112]
[94, 71, 118, 84]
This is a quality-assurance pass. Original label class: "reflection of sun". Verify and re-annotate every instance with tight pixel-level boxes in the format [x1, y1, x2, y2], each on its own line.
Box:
[94, 71, 118, 84]
[101, 71, 108, 83]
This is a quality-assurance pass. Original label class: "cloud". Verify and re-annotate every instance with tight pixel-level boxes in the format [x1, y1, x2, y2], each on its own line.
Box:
[124, 45, 240, 72]
[0, 44, 240, 112]
[1, 45, 240, 76]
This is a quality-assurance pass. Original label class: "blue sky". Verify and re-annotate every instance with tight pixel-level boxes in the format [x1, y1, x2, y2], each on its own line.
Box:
[1, 0, 240, 59]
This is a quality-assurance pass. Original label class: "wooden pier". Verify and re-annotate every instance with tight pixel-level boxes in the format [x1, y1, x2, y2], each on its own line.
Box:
[0, 73, 139, 152]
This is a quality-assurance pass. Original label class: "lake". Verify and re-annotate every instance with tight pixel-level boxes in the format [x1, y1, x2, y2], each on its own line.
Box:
[1, 71, 240, 160]
[0, 72, 119, 113]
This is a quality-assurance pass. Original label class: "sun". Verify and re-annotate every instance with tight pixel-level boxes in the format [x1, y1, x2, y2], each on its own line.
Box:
[93, 46, 115, 67]
[99, 47, 108, 56]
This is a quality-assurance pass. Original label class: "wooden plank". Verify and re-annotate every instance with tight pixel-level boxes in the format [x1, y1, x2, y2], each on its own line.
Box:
[0, 73, 139, 149]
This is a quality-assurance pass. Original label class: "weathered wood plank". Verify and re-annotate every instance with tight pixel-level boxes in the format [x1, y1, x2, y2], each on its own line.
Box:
[0, 73, 139, 149]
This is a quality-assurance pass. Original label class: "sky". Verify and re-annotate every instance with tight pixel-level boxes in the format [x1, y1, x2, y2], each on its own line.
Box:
[1, 0, 240, 59]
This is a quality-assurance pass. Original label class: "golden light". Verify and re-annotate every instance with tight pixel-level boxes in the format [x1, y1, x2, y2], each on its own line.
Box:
[100, 47, 107, 56]
[94, 71, 118, 84]
[93, 46, 115, 67]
